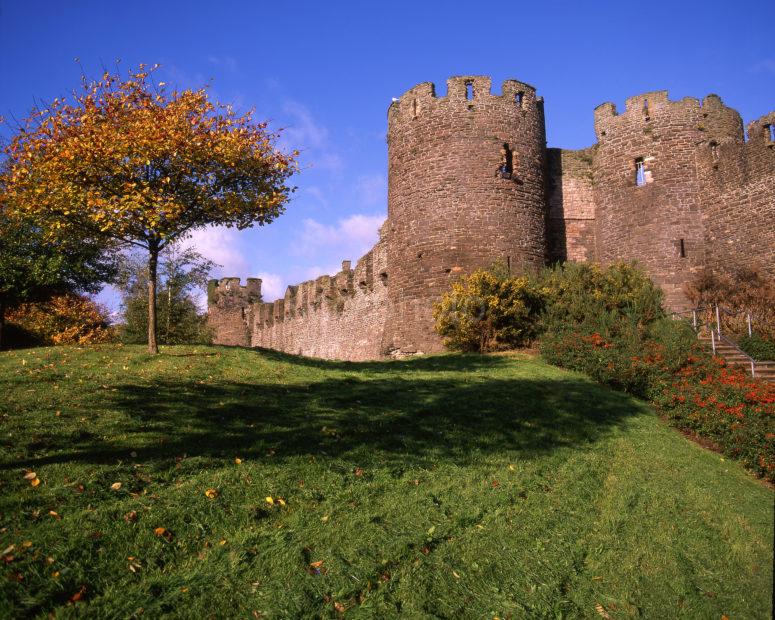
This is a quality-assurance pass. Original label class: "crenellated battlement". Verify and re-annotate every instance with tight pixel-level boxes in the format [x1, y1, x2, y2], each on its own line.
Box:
[388, 76, 541, 127]
[207, 76, 774, 359]
[207, 277, 262, 307]
[594, 90, 743, 143]
[747, 112, 775, 145]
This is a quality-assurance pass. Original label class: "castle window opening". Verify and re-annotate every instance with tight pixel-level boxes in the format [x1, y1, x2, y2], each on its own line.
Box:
[635, 158, 646, 186]
[767, 124, 775, 142]
[466, 81, 473, 101]
[412, 99, 418, 119]
[515, 91, 524, 107]
[710, 141, 719, 162]
[500, 143, 513, 177]
[679, 238, 686, 258]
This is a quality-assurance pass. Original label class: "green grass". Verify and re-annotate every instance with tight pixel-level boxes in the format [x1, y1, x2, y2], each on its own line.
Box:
[0, 345, 772, 619]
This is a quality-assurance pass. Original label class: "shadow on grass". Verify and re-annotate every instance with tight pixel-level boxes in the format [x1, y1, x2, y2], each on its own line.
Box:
[4, 350, 644, 471]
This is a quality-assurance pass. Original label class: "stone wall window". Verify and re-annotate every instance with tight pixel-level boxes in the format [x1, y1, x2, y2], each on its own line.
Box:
[635, 158, 646, 186]
[515, 91, 524, 107]
[679, 238, 686, 258]
[466, 81, 473, 101]
[499, 143, 513, 178]
[710, 141, 719, 162]
[767, 124, 775, 142]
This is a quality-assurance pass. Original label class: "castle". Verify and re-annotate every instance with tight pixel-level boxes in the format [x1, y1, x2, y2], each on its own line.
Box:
[208, 76, 775, 360]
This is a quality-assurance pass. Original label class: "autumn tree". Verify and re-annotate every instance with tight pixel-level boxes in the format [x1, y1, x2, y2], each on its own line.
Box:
[1, 64, 296, 353]
[0, 206, 117, 349]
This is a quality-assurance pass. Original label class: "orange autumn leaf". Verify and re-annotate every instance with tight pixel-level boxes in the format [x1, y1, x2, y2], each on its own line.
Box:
[205, 488, 218, 499]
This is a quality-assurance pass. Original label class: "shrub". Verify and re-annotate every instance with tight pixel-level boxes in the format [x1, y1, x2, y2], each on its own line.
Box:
[6, 294, 115, 346]
[652, 355, 775, 481]
[686, 266, 775, 340]
[738, 335, 775, 362]
[539, 261, 664, 331]
[433, 266, 544, 352]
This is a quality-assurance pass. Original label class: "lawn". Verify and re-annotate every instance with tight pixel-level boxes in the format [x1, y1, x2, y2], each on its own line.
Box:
[0, 345, 772, 618]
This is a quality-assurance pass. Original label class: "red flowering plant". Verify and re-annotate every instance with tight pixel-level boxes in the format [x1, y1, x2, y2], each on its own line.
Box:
[652, 352, 775, 481]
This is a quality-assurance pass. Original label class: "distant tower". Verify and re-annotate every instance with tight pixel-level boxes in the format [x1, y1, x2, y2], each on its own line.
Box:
[593, 91, 743, 309]
[383, 76, 548, 355]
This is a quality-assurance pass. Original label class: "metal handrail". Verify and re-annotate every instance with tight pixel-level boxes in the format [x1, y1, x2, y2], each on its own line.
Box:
[672, 305, 759, 378]
[717, 332, 756, 378]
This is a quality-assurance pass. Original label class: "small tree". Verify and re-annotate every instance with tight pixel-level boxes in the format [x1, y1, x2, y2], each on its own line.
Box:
[0, 207, 117, 349]
[2, 64, 296, 353]
[117, 243, 216, 345]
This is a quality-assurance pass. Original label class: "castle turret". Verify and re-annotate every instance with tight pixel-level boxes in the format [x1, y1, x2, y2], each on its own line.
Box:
[207, 277, 262, 346]
[592, 91, 743, 309]
[383, 76, 548, 355]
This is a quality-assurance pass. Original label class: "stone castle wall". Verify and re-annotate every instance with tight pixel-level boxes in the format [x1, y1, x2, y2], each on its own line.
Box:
[546, 147, 597, 263]
[208, 76, 775, 361]
[383, 77, 547, 355]
[208, 231, 389, 361]
[591, 91, 744, 309]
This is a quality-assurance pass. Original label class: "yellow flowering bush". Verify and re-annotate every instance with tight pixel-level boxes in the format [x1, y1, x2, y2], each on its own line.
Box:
[432, 266, 544, 352]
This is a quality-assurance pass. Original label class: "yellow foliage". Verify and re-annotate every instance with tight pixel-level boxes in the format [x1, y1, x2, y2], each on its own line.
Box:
[432, 266, 544, 353]
[1, 64, 297, 247]
[6, 294, 114, 345]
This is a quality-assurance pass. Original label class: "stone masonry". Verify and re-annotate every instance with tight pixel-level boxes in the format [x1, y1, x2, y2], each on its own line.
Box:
[208, 76, 775, 360]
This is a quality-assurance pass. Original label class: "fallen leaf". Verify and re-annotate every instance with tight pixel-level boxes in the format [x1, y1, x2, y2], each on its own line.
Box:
[23, 472, 37, 480]
[265, 496, 274, 505]
[51, 571, 60, 578]
[49, 510, 61, 520]
[110, 482, 122, 491]
[334, 601, 345, 613]
[277, 498, 286, 507]
[70, 585, 86, 602]
[491, 479, 499, 488]
[219, 539, 227, 546]
[595, 603, 611, 619]
[235, 458, 242, 465]
[508, 464, 516, 471]
[31, 478, 41, 487]
[452, 570, 460, 579]
[354, 467, 364, 477]
[205, 488, 218, 499]
[321, 515, 329, 523]
[21, 541, 32, 548]
[2, 545, 14, 556]
[310, 560, 324, 568]
[124, 510, 138, 523]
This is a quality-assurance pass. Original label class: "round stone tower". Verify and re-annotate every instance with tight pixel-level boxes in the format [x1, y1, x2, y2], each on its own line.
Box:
[592, 91, 743, 309]
[382, 76, 547, 355]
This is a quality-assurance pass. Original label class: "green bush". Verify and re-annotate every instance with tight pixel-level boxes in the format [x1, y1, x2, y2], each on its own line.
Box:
[433, 265, 544, 352]
[738, 334, 775, 361]
[538, 261, 664, 332]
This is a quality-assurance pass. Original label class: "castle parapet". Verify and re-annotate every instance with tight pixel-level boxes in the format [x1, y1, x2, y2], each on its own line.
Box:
[593, 90, 743, 144]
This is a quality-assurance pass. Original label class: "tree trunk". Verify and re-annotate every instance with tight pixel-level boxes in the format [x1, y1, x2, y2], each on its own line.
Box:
[0, 300, 5, 351]
[148, 248, 159, 354]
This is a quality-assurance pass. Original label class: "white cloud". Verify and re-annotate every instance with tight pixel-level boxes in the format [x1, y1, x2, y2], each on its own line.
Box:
[279, 101, 343, 173]
[256, 272, 285, 301]
[296, 213, 386, 260]
[750, 59, 775, 75]
[184, 226, 249, 277]
[355, 174, 387, 207]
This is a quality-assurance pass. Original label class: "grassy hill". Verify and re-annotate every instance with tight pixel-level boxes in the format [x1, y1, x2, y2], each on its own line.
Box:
[0, 345, 772, 618]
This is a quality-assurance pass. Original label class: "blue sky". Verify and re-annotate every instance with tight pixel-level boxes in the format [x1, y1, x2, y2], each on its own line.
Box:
[2, 0, 773, 309]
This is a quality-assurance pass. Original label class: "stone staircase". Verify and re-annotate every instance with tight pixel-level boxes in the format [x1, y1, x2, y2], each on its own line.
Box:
[698, 334, 775, 383]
